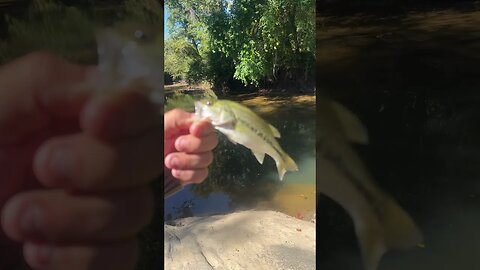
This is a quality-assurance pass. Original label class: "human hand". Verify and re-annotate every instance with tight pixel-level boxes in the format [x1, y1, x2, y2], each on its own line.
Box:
[164, 109, 218, 186]
[0, 52, 162, 270]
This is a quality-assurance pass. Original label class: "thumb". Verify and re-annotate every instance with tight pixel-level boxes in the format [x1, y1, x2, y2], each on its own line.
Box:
[0, 52, 92, 144]
[164, 109, 195, 140]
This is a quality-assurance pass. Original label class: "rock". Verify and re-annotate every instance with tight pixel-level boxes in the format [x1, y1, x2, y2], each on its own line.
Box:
[164, 210, 316, 270]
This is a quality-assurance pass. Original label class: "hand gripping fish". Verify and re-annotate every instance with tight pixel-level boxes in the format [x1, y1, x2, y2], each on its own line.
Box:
[317, 97, 423, 270]
[195, 99, 299, 180]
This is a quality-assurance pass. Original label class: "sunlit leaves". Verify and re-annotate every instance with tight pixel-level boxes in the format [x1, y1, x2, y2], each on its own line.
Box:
[165, 0, 315, 89]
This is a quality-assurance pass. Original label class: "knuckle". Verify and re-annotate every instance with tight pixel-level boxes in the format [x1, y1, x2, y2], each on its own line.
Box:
[170, 108, 186, 117]
[194, 169, 208, 184]
[201, 169, 209, 181]
[22, 51, 65, 87]
[211, 134, 219, 147]
[204, 152, 214, 166]
[167, 153, 181, 168]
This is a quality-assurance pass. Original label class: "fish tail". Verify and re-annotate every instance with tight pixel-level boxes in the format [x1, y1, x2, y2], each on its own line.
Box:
[284, 154, 299, 172]
[276, 154, 299, 181]
[356, 197, 423, 270]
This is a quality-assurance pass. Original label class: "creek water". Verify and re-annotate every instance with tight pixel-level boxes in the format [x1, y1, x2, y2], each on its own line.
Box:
[317, 6, 480, 270]
[164, 94, 317, 223]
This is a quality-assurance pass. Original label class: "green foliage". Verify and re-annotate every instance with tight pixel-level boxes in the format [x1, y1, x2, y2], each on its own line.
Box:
[165, 0, 213, 85]
[165, 88, 218, 112]
[165, 92, 197, 112]
[234, 40, 266, 86]
[0, 0, 96, 63]
[0, 0, 163, 65]
[124, 0, 163, 25]
[164, 38, 192, 81]
[164, 36, 208, 84]
[165, 0, 315, 91]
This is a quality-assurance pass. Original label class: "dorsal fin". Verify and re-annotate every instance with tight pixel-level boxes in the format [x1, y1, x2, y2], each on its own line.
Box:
[331, 101, 369, 144]
[269, 124, 281, 138]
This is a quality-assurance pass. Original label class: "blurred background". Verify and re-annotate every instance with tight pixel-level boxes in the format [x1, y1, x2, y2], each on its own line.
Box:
[316, 0, 480, 269]
[0, 1, 164, 269]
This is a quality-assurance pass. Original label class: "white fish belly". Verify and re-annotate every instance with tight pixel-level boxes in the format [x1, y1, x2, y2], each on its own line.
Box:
[317, 155, 377, 224]
[219, 126, 283, 166]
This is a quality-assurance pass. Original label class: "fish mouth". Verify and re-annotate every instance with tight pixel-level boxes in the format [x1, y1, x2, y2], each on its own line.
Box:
[194, 100, 212, 121]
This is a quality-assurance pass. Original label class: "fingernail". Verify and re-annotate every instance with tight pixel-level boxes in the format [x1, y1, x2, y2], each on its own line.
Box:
[170, 156, 179, 168]
[81, 96, 113, 136]
[177, 138, 188, 150]
[48, 148, 75, 180]
[195, 121, 212, 136]
[37, 146, 74, 182]
[21, 205, 44, 236]
[82, 98, 103, 125]
[172, 170, 182, 178]
[201, 125, 212, 136]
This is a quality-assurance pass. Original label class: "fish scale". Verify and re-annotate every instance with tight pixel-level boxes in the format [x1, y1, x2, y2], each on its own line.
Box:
[236, 117, 284, 158]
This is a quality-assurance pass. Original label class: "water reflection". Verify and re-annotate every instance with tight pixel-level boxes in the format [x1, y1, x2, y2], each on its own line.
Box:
[164, 186, 231, 222]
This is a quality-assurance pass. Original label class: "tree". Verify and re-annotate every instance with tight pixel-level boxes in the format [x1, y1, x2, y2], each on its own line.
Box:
[165, 0, 315, 92]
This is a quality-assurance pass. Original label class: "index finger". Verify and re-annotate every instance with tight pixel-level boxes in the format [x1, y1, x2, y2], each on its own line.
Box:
[0, 52, 92, 144]
[189, 120, 216, 138]
[164, 109, 195, 140]
[80, 89, 162, 142]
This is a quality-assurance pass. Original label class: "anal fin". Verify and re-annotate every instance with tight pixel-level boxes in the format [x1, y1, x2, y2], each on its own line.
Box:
[252, 150, 265, 164]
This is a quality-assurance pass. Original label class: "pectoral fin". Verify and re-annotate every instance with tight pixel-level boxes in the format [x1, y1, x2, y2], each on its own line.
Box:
[217, 121, 235, 130]
[252, 150, 265, 164]
[215, 109, 236, 127]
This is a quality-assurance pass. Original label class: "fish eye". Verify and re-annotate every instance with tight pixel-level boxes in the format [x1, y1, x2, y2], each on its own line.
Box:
[134, 30, 145, 40]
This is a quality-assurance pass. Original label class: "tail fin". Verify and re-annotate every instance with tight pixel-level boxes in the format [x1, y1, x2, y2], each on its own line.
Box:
[356, 198, 423, 270]
[276, 154, 299, 181]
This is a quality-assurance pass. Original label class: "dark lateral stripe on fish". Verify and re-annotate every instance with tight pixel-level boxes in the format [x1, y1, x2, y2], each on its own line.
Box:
[317, 139, 386, 217]
[237, 117, 284, 158]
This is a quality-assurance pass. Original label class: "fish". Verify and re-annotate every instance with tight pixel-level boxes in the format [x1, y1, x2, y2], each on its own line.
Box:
[87, 21, 163, 108]
[194, 99, 299, 180]
[317, 96, 423, 270]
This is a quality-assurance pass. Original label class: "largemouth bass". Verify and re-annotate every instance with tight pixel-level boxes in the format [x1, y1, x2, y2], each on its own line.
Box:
[317, 97, 423, 270]
[195, 99, 298, 180]
[87, 21, 163, 107]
